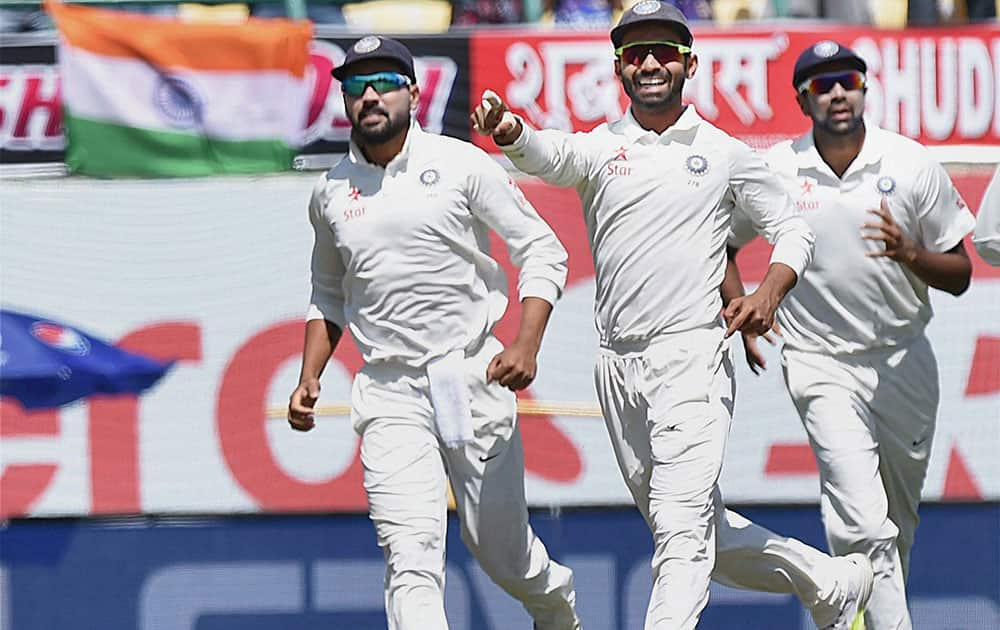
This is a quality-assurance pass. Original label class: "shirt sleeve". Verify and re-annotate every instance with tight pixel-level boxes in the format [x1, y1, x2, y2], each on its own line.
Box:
[498, 117, 593, 188]
[973, 167, 1000, 266]
[466, 151, 569, 306]
[727, 205, 759, 249]
[306, 174, 348, 327]
[911, 157, 976, 253]
[728, 142, 814, 277]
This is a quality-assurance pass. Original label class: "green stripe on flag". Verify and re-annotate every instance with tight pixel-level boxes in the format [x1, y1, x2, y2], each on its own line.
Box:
[65, 114, 295, 177]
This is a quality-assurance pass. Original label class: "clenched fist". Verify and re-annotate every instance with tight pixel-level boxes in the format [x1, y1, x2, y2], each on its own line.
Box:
[470, 90, 522, 145]
[288, 377, 320, 432]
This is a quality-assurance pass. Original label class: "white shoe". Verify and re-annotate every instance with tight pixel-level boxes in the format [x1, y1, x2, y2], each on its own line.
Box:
[821, 553, 874, 630]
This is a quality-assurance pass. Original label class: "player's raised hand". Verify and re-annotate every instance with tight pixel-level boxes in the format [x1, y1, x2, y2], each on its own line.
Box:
[288, 377, 320, 432]
[862, 196, 918, 264]
[471, 90, 521, 145]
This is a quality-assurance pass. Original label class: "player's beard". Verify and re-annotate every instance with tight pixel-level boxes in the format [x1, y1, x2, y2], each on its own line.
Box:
[812, 108, 864, 136]
[621, 67, 686, 112]
[351, 105, 410, 145]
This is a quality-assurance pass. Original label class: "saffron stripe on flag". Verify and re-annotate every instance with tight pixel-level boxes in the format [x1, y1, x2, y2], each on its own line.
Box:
[46, 0, 312, 75]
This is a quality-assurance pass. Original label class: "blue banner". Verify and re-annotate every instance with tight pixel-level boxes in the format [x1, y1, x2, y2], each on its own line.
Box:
[1, 505, 997, 629]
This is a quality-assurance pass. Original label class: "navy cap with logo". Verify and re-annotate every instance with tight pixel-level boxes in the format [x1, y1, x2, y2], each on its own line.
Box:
[611, 0, 692, 48]
[792, 40, 867, 88]
[332, 35, 416, 82]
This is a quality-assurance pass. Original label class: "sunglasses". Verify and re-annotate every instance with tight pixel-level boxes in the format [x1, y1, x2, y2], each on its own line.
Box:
[341, 71, 412, 97]
[615, 40, 691, 67]
[797, 70, 866, 96]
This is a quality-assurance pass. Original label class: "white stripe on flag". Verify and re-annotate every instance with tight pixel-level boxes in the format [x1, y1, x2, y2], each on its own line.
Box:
[60, 45, 309, 144]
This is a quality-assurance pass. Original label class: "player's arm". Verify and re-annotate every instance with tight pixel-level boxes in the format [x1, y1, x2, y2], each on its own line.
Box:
[471, 90, 591, 188]
[289, 177, 348, 432]
[467, 150, 568, 391]
[862, 160, 974, 296]
[973, 167, 1000, 266]
[721, 245, 746, 308]
[723, 145, 814, 337]
[721, 244, 775, 374]
[289, 319, 342, 432]
[487, 297, 554, 391]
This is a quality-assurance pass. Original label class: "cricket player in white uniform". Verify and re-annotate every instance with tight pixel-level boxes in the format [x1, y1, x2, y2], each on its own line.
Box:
[287, 36, 581, 630]
[472, 3, 873, 629]
[973, 166, 1000, 265]
[727, 41, 975, 630]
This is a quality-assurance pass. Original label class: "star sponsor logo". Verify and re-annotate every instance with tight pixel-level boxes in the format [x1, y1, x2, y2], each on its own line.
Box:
[613, 146, 628, 161]
[796, 176, 820, 210]
[31, 322, 91, 356]
[344, 186, 365, 221]
[605, 159, 632, 177]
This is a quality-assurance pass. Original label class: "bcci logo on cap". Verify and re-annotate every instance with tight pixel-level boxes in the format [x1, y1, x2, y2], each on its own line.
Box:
[31, 322, 91, 356]
[154, 76, 203, 129]
[354, 36, 382, 53]
[632, 0, 661, 15]
[812, 41, 840, 58]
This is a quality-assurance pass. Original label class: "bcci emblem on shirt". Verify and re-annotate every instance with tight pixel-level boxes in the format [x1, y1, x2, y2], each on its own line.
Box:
[420, 168, 441, 197]
[685, 154, 709, 176]
[420, 168, 440, 186]
[877, 175, 896, 195]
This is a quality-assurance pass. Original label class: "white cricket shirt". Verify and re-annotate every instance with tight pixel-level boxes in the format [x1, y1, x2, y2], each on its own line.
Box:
[730, 125, 976, 355]
[307, 122, 568, 368]
[501, 105, 814, 344]
[973, 166, 1000, 266]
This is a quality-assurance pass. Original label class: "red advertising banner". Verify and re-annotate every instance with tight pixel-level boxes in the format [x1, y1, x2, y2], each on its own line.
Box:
[4, 25, 998, 165]
[469, 24, 1000, 152]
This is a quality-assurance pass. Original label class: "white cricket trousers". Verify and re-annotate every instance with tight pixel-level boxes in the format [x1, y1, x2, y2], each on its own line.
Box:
[595, 325, 847, 630]
[351, 336, 580, 630]
[783, 334, 939, 630]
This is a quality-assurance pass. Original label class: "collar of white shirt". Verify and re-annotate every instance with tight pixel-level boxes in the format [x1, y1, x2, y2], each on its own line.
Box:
[347, 119, 424, 174]
[615, 104, 702, 145]
[792, 121, 885, 179]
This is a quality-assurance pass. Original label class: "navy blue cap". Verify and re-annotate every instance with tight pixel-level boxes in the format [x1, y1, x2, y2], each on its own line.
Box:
[332, 35, 416, 82]
[611, 0, 692, 48]
[792, 40, 867, 88]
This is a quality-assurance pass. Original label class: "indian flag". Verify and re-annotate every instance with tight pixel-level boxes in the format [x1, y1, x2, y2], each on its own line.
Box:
[46, 1, 313, 177]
